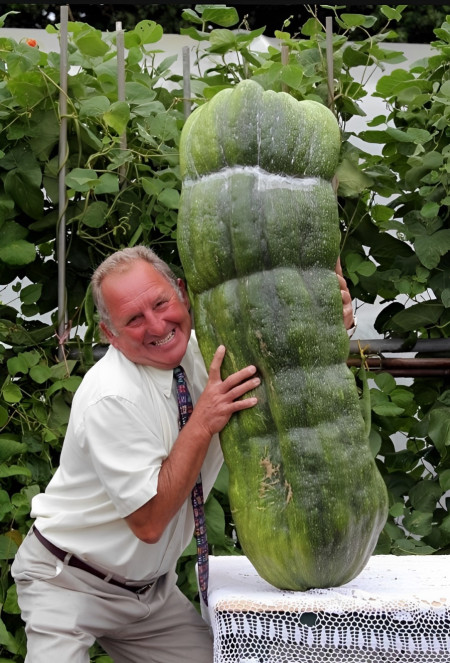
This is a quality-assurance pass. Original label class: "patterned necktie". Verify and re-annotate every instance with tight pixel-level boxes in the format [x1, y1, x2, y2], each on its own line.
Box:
[173, 365, 209, 606]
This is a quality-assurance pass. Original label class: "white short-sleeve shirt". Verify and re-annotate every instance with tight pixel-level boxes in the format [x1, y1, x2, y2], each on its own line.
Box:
[32, 333, 223, 581]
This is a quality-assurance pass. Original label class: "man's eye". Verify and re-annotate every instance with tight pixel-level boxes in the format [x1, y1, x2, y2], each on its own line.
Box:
[155, 300, 167, 308]
[127, 314, 142, 325]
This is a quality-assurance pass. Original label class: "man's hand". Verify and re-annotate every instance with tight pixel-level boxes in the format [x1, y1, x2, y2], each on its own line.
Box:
[192, 345, 259, 439]
[336, 258, 355, 331]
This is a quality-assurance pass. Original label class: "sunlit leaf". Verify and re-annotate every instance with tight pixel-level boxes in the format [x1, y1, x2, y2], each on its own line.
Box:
[103, 101, 130, 135]
[134, 20, 163, 44]
[75, 31, 109, 57]
[1, 384, 22, 404]
[202, 6, 239, 27]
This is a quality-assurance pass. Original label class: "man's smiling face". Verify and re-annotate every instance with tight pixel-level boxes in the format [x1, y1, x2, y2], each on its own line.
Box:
[100, 259, 192, 370]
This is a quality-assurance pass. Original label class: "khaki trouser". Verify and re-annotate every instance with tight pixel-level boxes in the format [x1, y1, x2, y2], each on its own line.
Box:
[12, 529, 213, 663]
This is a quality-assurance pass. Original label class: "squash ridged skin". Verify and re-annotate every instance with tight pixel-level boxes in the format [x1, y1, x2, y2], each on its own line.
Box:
[177, 80, 388, 590]
[180, 81, 341, 181]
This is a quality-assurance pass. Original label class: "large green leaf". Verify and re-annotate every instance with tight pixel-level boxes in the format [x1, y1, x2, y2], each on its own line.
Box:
[79, 95, 110, 118]
[339, 13, 377, 28]
[78, 201, 109, 228]
[0, 534, 19, 560]
[439, 469, 450, 491]
[94, 173, 119, 195]
[0, 437, 27, 462]
[103, 101, 130, 135]
[65, 168, 97, 192]
[158, 188, 180, 210]
[409, 481, 443, 512]
[201, 6, 239, 27]
[7, 355, 29, 376]
[428, 408, 450, 457]
[3, 169, 44, 220]
[0, 239, 36, 266]
[28, 111, 60, 161]
[208, 28, 238, 53]
[390, 301, 444, 331]
[402, 511, 433, 537]
[74, 28, 109, 56]
[0, 615, 19, 653]
[133, 20, 164, 44]
[124, 82, 157, 104]
[415, 230, 450, 269]
[375, 68, 417, 97]
[7, 70, 46, 106]
[0, 464, 32, 479]
[20, 284, 42, 306]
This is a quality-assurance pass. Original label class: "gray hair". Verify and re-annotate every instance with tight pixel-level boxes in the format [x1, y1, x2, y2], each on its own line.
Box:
[91, 246, 182, 332]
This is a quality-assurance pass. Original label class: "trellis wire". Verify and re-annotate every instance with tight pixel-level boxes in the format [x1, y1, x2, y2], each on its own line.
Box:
[57, 4, 68, 361]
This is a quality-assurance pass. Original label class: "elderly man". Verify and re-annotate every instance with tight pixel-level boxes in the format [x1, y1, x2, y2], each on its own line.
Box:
[12, 245, 355, 663]
[12, 246, 260, 663]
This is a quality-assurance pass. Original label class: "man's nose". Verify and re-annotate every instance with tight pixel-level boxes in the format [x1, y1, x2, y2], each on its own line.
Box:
[143, 311, 166, 335]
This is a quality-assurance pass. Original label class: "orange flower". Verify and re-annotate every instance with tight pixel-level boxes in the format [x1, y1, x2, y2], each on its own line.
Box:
[26, 38, 37, 47]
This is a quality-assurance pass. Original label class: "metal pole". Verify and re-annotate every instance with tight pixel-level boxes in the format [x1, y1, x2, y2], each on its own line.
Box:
[325, 16, 335, 112]
[116, 21, 127, 186]
[57, 5, 68, 361]
[281, 44, 289, 93]
[347, 356, 450, 376]
[349, 338, 450, 355]
[182, 46, 191, 120]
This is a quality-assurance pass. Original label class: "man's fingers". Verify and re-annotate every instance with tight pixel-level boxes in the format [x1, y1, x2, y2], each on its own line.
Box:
[231, 395, 258, 411]
[209, 345, 258, 388]
[228, 375, 260, 401]
[223, 364, 258, 390]
[208, 344, 226, 377]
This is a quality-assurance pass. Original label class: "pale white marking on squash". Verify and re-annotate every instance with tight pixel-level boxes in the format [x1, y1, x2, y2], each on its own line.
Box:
[259, 456, 280, 501]
[184, 165, 320, 190]
[285, 480, 293, 505]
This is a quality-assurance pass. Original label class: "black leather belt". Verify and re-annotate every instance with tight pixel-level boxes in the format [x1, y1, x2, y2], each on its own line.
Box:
[32, 526, 154, 594]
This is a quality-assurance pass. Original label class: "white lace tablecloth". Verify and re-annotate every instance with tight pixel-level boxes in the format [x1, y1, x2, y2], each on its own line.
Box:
[203, 555, 450, 663]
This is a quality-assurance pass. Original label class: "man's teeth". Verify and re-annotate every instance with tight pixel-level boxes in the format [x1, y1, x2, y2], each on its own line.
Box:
[152, 330, 175, 346]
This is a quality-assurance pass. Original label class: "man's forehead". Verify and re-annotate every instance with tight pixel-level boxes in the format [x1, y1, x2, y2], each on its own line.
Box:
[104, 260, 167, 286]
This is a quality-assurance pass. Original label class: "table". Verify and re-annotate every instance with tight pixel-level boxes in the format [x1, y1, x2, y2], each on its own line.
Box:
[202, 555, 450, 663]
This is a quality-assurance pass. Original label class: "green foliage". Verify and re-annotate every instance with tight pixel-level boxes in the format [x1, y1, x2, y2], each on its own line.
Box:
[340, 10, 450, 563]
[0, 4, 449, 660]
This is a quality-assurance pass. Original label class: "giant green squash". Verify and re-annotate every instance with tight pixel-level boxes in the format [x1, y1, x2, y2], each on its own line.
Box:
[177, 80, 388, 590]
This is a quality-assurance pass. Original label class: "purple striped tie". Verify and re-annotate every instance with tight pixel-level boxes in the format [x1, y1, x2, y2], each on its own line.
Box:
[173, 366, 209, 606]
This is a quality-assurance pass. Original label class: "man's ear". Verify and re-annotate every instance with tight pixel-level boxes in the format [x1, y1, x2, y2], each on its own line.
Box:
[177, 278, 190, 310]
[100, 321, 116, 345]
